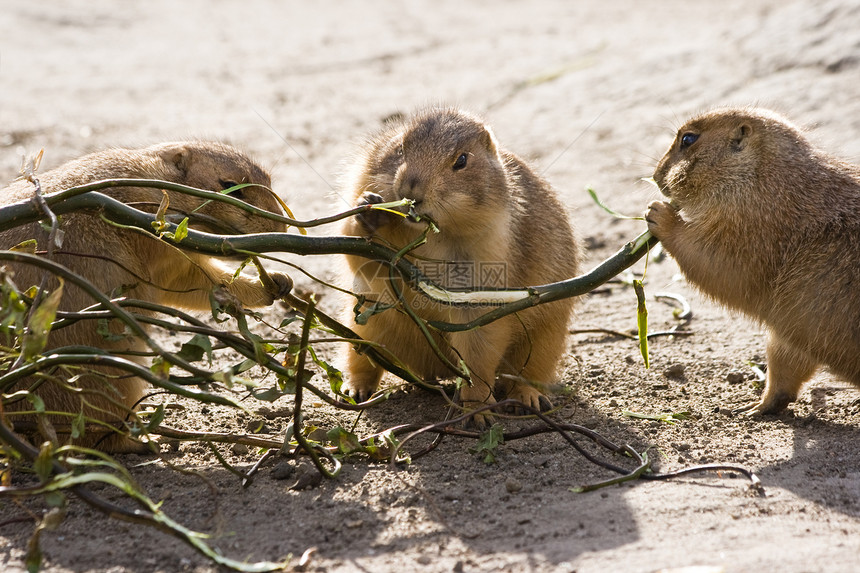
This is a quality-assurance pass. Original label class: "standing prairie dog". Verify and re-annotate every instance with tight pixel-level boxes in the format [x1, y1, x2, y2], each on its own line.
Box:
[646, 107, 860, 414]
[0, 141, 292, 451]
[340, 107, 581, 426]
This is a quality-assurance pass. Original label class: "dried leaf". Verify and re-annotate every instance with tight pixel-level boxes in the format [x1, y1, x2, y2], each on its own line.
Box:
[10, 239, 38, 254]
[150, 190, 170, 234]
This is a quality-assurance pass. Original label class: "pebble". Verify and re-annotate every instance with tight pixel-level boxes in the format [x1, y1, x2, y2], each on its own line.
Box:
[290, 468, 323, 490]
[271, 461, 295, 480]
[505, 477, 523, 494]
[246, 419, 270, 433]
[231, 443, 249, 456]
[726, 370, 746, 384]
[663, 363, 686, 379]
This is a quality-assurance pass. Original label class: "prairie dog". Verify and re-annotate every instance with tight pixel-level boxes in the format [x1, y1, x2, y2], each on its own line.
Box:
[340, 107, 581, 425]
[0, 141, 291, 451]
[646, 107, 860, 414]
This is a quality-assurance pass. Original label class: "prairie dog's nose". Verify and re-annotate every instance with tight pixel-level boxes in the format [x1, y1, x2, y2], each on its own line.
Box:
[396, 170, 425, 201]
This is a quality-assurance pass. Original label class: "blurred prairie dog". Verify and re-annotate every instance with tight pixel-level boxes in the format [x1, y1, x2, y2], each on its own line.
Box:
[340, 107, 581, 425]
[0, 141, 291, 451]
[646, 107, 860, 414]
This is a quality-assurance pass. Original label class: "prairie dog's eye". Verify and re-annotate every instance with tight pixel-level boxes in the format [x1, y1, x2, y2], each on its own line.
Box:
[679, 132, 699, 150]
[219, 179, 246, 201]
[453, 153, 468, 171]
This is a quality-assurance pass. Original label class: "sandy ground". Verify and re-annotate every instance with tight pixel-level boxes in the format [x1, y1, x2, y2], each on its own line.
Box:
[2, 0, 860, 571]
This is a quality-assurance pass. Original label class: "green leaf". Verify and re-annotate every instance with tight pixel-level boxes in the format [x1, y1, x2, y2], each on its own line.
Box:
[633, 279, 649, 368]
[146, 404, 165, 431]
[212, 369, 233, 386]
[44, 491, 65, 509]
[235, 312, 270, 366]
[1, 282, 28, 337]
[235, 358, 258, 374]
[171, 217, 189, 242]
[469, 423, 505, 464]
[25, 527, 43, 573]
[33, 442, 54, 482]
[587, 186, 645, 220]
[177, 334, 213, 365]
[278, 316, 300, 328]
[207, 289, 231, 323]
[71, 410, 86, 439]
[27, 393, 46, 414]
[176, 342, 204, 363]
[21, 280, 64, 362]
[308, 347, 344, 395]
[326, 426, 363, 455]
[251, 387, 283, 402]
[150, 356, 172, 377]
[231, 257, 253, 281]
[275, 372, 297, 394]
[291, 368, 315, 386]
[353, 300, 394, 325]
[382, 430, 409, 464]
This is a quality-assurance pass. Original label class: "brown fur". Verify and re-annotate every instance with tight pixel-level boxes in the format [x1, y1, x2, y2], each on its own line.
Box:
[646, 107, 860, 414]
[340, 107, 581, 425]
[0, 141, 291, 450]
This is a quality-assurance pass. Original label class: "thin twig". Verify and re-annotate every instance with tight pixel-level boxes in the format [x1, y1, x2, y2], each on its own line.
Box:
[570, 327, 694, 340]
[290, 299, 340, 478]
[655, 291, 693, 320]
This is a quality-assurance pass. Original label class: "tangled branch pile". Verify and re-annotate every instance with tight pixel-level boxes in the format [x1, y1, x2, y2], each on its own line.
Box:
[0, 176, 756, 571]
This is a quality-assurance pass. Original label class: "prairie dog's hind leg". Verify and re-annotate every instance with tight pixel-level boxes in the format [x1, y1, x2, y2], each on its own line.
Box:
[734, 333, 818, 415]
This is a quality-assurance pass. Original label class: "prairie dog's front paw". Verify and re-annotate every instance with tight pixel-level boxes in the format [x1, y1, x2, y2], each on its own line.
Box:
[458, 382, 497, 431]
[504, 384, 553, 415]
[645, 200, 682, 239]
[355, 192, 390, 234]
[339, 379, 377, 404]
[251, 271, 293, 306]
[266, 272, 293, 302]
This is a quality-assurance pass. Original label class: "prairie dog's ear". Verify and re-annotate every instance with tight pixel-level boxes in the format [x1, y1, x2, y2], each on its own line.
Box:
[731, 123, 752, 152]
[480, 126, 500, 157]
[157, 143, 193, 177]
